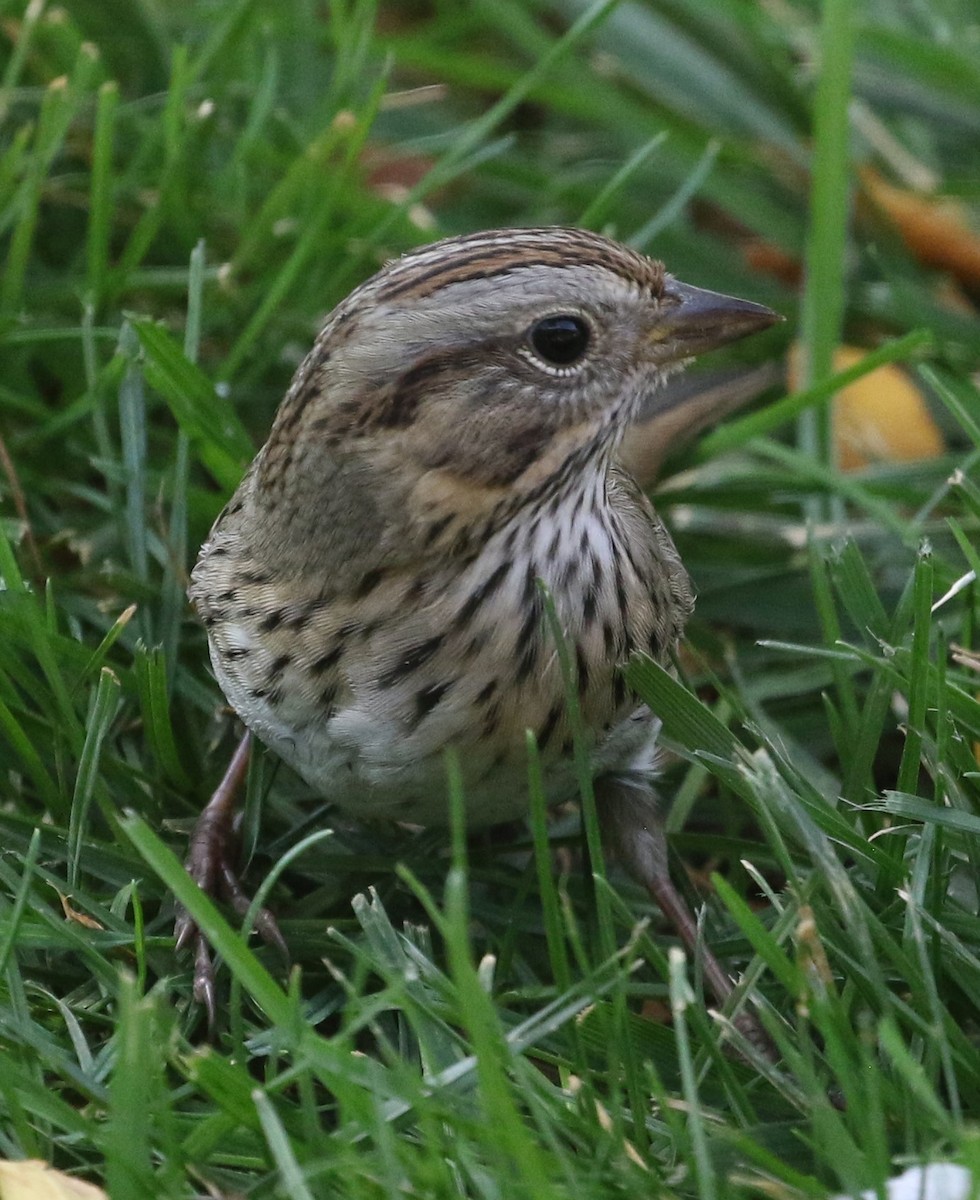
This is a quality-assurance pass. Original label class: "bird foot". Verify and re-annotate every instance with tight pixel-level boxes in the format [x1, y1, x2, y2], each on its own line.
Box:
[175, 732, 288, 1030]
[595, 773, 780, 1066]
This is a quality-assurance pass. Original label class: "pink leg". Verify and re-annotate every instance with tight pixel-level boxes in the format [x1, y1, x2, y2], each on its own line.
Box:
[175, 732, 288, 1029]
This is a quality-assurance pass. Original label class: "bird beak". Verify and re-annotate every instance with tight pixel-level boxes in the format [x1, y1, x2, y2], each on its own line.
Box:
[648, 278, 782, 362]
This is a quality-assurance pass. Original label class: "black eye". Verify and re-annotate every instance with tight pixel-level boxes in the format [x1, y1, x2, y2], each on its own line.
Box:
[528, 314, 591, 366]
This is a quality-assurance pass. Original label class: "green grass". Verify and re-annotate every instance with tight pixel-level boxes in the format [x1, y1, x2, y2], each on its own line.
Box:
[2, 1, 980, 1196]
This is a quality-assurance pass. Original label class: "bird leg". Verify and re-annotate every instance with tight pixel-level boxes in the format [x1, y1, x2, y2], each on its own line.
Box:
[595, 774, 777, 1060]
[175, 731, 288, 1028]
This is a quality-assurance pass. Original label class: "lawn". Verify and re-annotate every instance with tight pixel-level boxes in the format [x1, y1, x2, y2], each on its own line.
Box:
[1, 1, 979, 1197]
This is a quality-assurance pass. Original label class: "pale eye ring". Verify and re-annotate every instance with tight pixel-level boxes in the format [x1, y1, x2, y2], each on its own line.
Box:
[527, 313, 592, 367]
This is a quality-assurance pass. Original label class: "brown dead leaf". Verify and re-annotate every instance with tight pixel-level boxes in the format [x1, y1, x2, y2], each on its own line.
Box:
[862, 167, 980, 289]
[56, 893, 104, 932]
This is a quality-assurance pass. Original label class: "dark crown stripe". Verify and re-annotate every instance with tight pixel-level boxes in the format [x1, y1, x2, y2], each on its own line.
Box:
[375, 229, 665, 303]
[378, 249, 570, 302]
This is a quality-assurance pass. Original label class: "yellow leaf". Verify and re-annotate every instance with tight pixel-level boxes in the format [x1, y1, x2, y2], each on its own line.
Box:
[789, 344, 946, 471]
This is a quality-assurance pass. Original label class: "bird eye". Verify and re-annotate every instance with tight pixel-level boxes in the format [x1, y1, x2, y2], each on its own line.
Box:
[528, 314, 591, 367]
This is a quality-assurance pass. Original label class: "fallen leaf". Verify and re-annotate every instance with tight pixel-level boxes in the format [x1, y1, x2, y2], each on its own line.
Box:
[789, 344, 945, 470]
[56, 894, 104, 931]
[863, 168, 980, 288]
[0, 1160, 107, 1200]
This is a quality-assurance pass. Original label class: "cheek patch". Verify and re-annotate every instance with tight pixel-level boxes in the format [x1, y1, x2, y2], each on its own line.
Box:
[421, 401, 558, 487]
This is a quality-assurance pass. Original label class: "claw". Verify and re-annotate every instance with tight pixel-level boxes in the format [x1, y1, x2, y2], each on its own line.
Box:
[173, 910, 196, 954]
[215, 854, 290, 963]
[253, 906, 290, 962]
[193, 933, 218, 1034]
